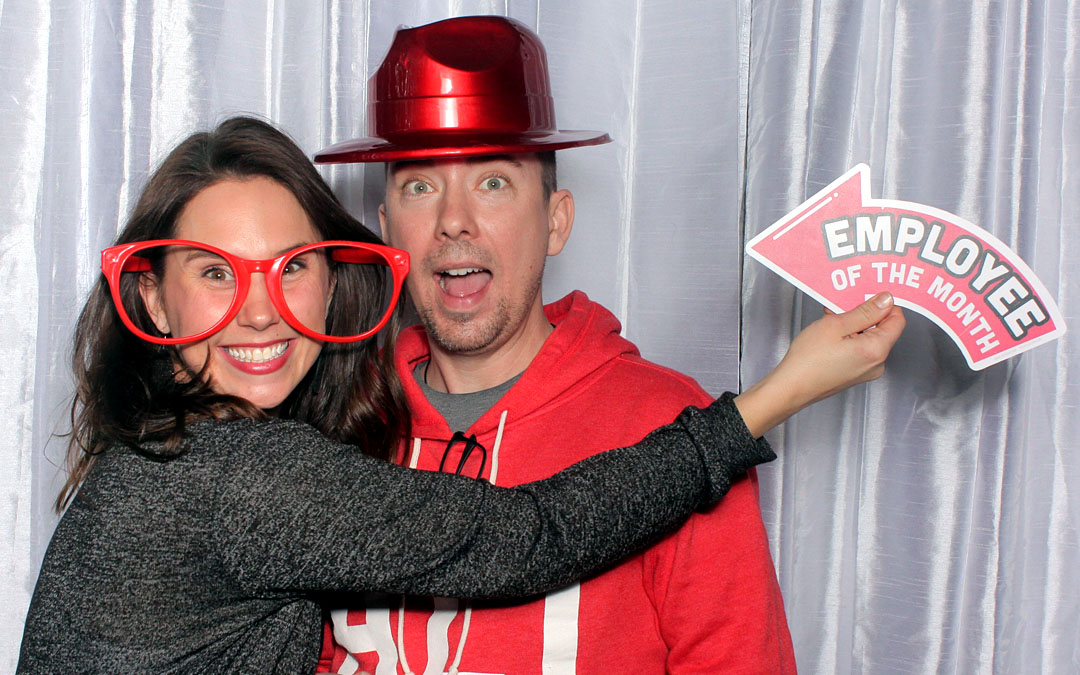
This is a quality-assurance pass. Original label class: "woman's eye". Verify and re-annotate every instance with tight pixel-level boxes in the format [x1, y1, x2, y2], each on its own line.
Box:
[404, 180, 433, 195]
[283, 260, 306, 275]
[203, 266, 233, 282]
[482, 176, 509, 190]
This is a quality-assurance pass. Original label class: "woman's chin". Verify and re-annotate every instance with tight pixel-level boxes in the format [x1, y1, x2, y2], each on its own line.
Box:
[209, 381, 290, 411]
[197, 339, 319, 412]
[239, 391, 289, 412]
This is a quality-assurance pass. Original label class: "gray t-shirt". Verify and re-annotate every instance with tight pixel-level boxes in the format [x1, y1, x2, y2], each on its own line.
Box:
[413, 361, 523, 432]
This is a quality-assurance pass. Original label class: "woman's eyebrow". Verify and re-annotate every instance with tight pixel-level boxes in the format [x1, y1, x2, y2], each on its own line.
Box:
[175, 242, 318, 260]
[176, 246, 227, 263]
[275, 242, 318, 257]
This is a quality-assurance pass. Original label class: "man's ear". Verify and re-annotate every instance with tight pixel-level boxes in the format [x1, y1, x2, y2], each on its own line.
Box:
[378, 203, 390, 244]
[546, 189, 575, 256]
[137, 274, 171, 335]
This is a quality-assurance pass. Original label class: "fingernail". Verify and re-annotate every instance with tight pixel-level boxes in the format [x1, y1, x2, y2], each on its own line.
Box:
[873, 292, 893, 308]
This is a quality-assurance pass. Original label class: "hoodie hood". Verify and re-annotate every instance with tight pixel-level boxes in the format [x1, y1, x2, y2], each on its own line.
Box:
[394, 290, 639, 439]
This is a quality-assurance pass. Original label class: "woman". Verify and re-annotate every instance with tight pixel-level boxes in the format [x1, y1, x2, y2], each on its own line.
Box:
[18, 117, 903, 672]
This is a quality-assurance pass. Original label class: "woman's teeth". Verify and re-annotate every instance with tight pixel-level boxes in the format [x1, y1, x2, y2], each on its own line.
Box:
[224, 342, 288, 363]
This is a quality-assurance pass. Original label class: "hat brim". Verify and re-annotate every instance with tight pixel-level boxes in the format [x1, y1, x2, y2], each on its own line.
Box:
[314, 130, 611, 164]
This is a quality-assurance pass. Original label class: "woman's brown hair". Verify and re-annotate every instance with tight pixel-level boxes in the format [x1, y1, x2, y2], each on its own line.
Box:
[58, 116, 410, 510]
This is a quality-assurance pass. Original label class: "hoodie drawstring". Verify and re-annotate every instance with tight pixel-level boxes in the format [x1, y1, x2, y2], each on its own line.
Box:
[398, 411, 508, 675]
[407, 437, 422, 470]
[488, 410, 507, 485]
[394, 438, 425, 675]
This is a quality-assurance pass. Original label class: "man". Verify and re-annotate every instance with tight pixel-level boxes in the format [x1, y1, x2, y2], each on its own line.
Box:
[314, 15, 901, 674]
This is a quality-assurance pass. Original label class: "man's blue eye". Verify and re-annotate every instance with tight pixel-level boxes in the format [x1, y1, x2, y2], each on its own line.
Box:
[405, 180, 432, 194]
[483, 177, 508, 190]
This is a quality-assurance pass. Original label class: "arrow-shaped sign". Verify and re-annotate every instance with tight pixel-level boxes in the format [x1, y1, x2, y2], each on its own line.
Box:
[746, 164, 1066, 370]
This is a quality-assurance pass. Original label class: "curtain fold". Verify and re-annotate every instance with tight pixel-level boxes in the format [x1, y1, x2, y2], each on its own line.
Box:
[2, 1, 1076, 672]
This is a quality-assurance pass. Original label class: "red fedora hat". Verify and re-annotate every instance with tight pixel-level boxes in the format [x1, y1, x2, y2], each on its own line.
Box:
[314, 15, 611, 164]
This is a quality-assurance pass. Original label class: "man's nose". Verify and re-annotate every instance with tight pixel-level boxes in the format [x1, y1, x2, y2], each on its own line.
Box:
[236, 274, 280, 331]
[435, 184, 475, 240]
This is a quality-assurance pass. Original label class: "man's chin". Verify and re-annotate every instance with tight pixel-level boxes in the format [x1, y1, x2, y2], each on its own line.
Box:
[427, 326, 501, 355]
[420, 310, 503, 356]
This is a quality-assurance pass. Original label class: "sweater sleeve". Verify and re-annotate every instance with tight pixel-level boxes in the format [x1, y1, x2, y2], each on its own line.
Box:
[212, 393, 774, 600]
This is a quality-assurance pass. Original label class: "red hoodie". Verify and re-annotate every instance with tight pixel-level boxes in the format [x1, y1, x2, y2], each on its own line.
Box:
[320, 291, 795, 674]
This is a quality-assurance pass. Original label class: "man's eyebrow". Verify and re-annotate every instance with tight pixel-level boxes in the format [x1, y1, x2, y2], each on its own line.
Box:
[387, 159, 433, 173]
[388, 155, 523, 174]
[466, 154, 522, 168]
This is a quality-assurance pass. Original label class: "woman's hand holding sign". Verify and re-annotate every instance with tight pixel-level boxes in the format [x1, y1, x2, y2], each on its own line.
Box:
[735, 292, 906, 438]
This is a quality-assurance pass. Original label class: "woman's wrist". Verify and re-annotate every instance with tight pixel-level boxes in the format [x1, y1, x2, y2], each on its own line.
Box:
[733, 372, 803, 439]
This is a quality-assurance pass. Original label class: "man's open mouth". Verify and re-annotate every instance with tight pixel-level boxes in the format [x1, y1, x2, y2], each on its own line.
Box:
[438, 267, 493, 297]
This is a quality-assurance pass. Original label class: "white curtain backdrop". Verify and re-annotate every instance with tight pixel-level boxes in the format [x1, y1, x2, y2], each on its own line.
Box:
[743, 1, 1079, 672]
[1, 1, 1076, 672]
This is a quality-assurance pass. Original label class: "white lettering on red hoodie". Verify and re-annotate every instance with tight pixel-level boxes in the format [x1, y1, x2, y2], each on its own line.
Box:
[320, 291, 795, 674]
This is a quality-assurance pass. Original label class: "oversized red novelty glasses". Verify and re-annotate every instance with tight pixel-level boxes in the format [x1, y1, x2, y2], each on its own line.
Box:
[102, 240, 410, 345]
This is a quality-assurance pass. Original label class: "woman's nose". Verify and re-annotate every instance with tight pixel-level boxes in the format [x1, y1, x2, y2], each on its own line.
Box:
[235, 274, 280, 330]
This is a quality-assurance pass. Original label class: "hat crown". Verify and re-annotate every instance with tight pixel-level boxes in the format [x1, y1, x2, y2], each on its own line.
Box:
[369, 16, 556, 137]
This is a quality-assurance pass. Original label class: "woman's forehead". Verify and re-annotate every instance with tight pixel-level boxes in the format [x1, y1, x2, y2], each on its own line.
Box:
[174, 177, 319, 256]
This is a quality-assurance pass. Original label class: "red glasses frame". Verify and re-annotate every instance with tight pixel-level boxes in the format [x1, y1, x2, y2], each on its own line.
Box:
[101, 239, 410, 345]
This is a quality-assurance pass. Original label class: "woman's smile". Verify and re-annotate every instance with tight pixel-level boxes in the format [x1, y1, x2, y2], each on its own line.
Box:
[219, 339, 293, 373]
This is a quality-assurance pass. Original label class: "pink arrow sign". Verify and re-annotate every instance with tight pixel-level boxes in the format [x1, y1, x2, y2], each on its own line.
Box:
[746, 164, 1066, 370]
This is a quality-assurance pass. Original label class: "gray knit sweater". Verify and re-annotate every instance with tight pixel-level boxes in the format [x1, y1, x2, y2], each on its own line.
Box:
[18, 394, 772, 673]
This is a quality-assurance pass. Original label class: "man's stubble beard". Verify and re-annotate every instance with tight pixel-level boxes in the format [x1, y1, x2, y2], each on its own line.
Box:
[418, 266, 544, 356]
